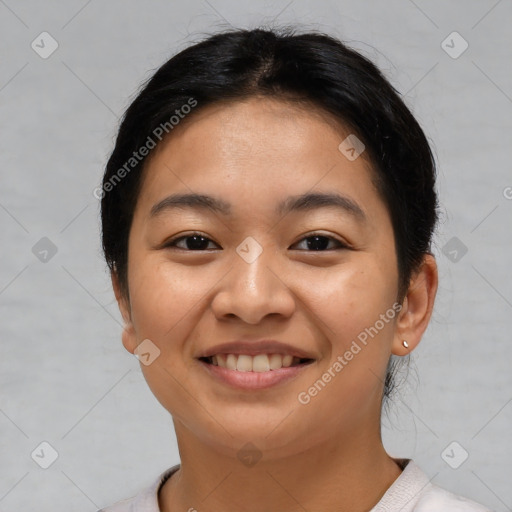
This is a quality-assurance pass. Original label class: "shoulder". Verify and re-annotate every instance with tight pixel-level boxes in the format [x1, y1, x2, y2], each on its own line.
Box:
[97, 464, 180, 512]
[415, 483, 491, 512]
[371, 459, 491, 512]
[98, 496, 135, 512]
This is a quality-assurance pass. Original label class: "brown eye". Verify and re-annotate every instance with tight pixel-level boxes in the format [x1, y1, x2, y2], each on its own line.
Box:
[290, 234, 348, 251]
[165, 233, 219, 251]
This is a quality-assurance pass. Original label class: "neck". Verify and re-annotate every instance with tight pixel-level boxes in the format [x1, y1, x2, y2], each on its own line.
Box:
[159, 421, 402, 512]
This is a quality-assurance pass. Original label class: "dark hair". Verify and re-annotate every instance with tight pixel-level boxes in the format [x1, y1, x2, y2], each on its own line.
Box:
[100, 26, 438, 402]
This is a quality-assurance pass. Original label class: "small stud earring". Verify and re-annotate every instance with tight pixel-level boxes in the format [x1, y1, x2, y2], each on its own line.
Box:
[402, 340, 409, 349]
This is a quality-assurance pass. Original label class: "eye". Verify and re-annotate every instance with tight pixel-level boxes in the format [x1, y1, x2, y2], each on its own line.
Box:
[163, 232, 349, 252]
[290, 233, 349, 251]
[164, 232, 220, 251]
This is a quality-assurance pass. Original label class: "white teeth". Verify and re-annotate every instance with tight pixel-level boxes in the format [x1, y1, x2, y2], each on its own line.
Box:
[269, 354, 283, 370]
[226, 354, 237, 370]
[282, 354, 293, 367]
[252, 354, 270, 372]
[208, 353, 305, 371]
[236, 355, 253, 372]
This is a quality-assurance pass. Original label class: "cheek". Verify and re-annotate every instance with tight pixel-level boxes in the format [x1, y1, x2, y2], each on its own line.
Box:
[316, 260, 397, 340]
[127, 255, 206, 339]
[126, 257, 208, 415]
[307, 258, 398, 406]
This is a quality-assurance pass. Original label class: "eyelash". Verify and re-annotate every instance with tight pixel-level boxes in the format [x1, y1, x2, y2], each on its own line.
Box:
[163, 232, 350, 251]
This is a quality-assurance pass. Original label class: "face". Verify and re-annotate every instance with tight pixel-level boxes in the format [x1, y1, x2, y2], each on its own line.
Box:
[115, 97, 422, 459]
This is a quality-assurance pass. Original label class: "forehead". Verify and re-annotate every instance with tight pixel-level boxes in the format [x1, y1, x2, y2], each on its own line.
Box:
[151, 96, 360, 163]
[136, 97, 384, 223]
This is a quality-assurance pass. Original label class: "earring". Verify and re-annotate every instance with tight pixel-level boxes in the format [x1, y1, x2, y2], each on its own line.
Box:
[402, 340, 409, 349]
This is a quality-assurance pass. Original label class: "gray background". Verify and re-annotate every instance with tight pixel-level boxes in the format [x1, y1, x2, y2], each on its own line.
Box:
[1, 1, 511, 510]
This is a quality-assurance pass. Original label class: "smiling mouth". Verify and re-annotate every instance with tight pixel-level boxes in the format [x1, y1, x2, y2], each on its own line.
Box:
[198, 354, 315, 372]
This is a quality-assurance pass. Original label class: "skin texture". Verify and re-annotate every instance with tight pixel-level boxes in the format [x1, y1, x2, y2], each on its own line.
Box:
[112, 97, 438, 512]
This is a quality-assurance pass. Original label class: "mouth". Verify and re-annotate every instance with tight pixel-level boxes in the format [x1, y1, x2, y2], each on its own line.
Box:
[198, 354, 315, 372]
[196, 353, 316, 390]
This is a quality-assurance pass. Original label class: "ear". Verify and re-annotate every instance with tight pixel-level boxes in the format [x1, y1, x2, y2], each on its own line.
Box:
[111, 271, 137, 355]
[391, 253, 438, 356]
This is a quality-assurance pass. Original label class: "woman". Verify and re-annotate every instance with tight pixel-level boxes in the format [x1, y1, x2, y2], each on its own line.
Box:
[97, 27, 490, 512]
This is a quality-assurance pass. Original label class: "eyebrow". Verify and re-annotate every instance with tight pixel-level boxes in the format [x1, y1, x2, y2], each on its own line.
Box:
[150, 191, 366, 222]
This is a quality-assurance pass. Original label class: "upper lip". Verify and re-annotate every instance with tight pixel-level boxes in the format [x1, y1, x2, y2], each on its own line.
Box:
[196, 340, 316, 360]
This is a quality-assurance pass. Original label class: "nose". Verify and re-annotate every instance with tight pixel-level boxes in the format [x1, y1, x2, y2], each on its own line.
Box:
[210, 243, 296, 324]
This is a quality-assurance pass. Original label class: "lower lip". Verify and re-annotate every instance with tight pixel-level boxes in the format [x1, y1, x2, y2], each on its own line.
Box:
[197, 359, 314, 390]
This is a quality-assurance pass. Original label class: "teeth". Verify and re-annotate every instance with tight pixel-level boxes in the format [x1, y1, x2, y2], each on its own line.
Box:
[282, 354, 293, 367]
[236, 355, 253, 372]
[252, 354, 270, 372]
[216, 354, 227, 367]
[226, 354, 237, 370]
[269, 354, 283, 370]
[208, 353, 304, 371]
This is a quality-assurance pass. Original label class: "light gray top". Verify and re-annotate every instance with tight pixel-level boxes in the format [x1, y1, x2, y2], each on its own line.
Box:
[98, 459, 491, 512]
